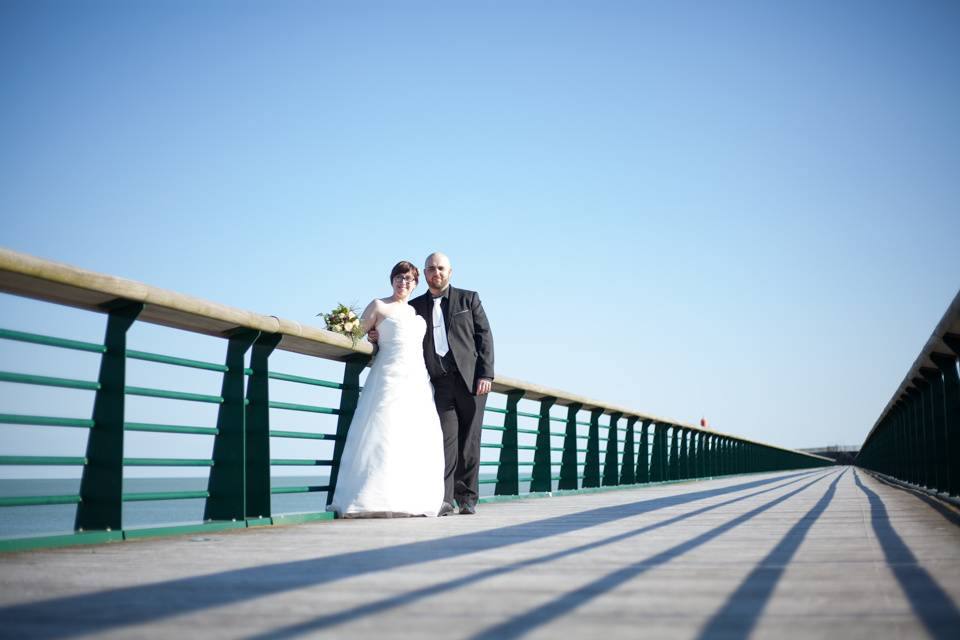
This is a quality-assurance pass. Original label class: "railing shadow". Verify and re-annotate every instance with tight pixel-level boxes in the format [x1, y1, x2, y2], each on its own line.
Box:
[866, 471, 960, 528]
[468, 469, 838, 640]
[695, 469, 845, 638]
[853, 470, 960, 640]
[0, 471, 818, 639]
[249, 470, 825, 639]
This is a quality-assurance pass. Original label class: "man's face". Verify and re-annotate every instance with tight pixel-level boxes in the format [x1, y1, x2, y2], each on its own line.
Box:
[424, 255, 452, 292]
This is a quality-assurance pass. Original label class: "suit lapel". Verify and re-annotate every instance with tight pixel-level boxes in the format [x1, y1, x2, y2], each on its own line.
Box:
[446, 286, 459, 323]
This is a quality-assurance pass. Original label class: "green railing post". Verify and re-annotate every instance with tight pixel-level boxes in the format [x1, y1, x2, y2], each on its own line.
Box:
[678, 428, 689, 479]
[326, 355, 370, 507]
[244, 332, 281, 519]
[668, 425, 679, 480]
[495, 390, 525, 496]
[703, 434, 713, 477]
[895, 403, 908, 481]
[602, 412, 622, 486]
[650, 422, 664, 482]
[558, 403, 582, 490]
[689, 430, 699, 478]
[530, 396, 556, 493]
[205, 329, 259, 522]
[621, 416, 637, 485]
[582, 409, 603, 488]
[75, 301, 143, 533]
[911, 388, 925, 487]
[710, 435, 723, 478]
[931, 347, 959, 496]
[904, 394, 919, 485]
[920, 367, 948, 494]
[911, 380, 931, 489]
[697, 432, 706, 477]
[636, 419, 651, 483]
[718, 437, 726, 475]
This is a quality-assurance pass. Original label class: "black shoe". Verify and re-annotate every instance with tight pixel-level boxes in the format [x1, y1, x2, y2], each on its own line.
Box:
[438, 502, 455, 517]
[459, 501, 477, 515]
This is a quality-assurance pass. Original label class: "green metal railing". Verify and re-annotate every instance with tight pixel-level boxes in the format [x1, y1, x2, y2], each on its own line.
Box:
[857, 290, 960, 497]
[0, 247, 832, 551]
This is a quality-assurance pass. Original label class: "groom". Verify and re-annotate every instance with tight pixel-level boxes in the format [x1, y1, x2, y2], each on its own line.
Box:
[413, 252, 495, 515]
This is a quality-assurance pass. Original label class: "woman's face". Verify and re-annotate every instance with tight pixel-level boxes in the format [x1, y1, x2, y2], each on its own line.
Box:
[391, 272, 417, 299]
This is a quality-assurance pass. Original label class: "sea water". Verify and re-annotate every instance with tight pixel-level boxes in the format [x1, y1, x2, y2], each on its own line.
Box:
[0, 477, 332, 539]
[0, 475, 502, 539]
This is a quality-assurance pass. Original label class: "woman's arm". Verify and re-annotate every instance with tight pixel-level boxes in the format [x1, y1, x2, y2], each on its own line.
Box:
[360, 299, 381, 335]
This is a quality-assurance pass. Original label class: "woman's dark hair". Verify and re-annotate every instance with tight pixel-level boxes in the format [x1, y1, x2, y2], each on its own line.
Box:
[390, 260, 419, 284]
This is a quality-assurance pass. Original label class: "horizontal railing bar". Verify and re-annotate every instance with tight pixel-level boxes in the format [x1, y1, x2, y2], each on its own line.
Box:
[517, 428, 539, 435]
[268, 401, 338, 415]
[0, 494, 81, 507]
[267, 371, 349, 390]
[270, 459, 333, 466]
[124, 422, 218, 436]
[518, 445, 537, 451]
[0, 455, 85, 466]
[480, 444, 502, 449]
[269, 430, 336, 441]
[0, 414, 94, 429]
[0, 371, 99, 391]
[123, 491, 209, 502]
[271, 485, 329, 494]
[127, 349, 228, 372]
[0, 328, 105, 353]
[122, 458, 213, 467]
[482, 425, 506, 432]
[485, 407, 507, 415]
[516, 411, 540, 419]
[125, 386, 223, 404]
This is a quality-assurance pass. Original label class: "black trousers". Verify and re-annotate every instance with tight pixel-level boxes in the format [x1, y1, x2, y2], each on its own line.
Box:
[431, 372, 487, 505]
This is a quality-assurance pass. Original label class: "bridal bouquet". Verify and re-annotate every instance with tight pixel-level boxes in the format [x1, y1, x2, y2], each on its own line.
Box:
[318, 303, 364, 347]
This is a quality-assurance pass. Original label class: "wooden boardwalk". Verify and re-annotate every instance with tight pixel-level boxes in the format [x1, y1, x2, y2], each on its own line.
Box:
[1, 467, 958, 639]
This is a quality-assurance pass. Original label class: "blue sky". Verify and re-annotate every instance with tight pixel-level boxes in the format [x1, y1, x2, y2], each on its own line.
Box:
[1, 1, 959, 474]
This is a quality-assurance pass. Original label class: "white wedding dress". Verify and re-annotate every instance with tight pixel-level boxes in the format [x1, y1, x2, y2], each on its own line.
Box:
[328, 310, 444, 517]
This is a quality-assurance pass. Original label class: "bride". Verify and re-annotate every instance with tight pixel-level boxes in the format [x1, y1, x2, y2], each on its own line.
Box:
[327, 260, 445, 517]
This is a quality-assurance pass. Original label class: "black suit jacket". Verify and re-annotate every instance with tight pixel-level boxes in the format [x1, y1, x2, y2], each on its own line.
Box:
[411, 285, 494, 394]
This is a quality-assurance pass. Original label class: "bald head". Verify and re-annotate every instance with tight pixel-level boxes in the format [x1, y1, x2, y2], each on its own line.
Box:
[424, 252, 453, 295]
[425, 252, 451, 269]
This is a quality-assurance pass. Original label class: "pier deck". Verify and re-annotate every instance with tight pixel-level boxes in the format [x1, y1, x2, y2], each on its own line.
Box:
[2, 467, 959, 639]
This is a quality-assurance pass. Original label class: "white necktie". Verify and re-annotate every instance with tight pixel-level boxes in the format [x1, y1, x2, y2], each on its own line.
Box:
[433, 297, 449, 357]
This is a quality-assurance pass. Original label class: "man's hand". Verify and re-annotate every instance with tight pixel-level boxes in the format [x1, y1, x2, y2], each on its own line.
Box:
[475, 378, 492, 396]
[367, 328, 379, 344]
